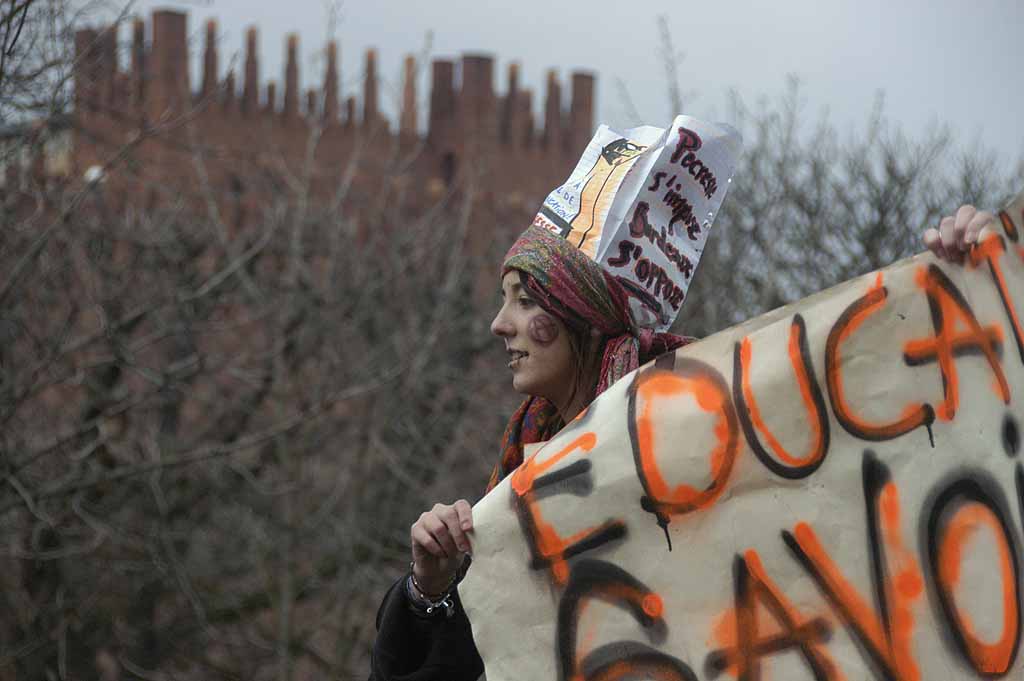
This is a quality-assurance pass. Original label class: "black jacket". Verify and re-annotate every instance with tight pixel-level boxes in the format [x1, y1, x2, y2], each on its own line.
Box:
[367, 575, 484, 681]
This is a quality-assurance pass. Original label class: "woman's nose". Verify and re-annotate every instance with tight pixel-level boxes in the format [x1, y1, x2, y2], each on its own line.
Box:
[490, 308, 513, 337]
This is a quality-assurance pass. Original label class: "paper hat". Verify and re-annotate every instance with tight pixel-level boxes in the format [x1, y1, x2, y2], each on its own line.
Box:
[532, 115, 741, 331]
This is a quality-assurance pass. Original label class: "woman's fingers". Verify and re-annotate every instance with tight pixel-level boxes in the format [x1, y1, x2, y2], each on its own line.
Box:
[433, 502, 472, 554]
[409, 500, 474, 590]
[412, 514, 455, 560]
[925, 205, 996, 262]
[453, 499, 473, 551]
[422, 509, 460, 558]
[923, 227, 945, 260]
[953, 204, 977, 251]
[410, 501, 475, 593]
[411, 502, 472, 558]
[939, 215, 960, 262]
[965, 209, 994, 246]
[453, 499, 473, 530]
[411, 518, 447, 559]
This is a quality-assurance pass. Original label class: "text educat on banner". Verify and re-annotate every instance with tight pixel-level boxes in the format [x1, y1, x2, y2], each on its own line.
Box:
[462, 190, 1024, 681]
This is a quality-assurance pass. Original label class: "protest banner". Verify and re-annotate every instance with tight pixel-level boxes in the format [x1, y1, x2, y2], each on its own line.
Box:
[462, 190, 1024, 681]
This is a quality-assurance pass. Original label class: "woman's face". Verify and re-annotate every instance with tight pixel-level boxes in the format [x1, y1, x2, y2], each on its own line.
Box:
[490, 271, 576, 407]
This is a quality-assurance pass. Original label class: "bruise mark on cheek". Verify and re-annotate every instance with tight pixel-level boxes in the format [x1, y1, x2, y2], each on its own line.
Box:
[529, 314, 560, 346]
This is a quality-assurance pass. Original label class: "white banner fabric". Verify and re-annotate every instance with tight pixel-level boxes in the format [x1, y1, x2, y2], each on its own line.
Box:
[464, 191, 1024, 681]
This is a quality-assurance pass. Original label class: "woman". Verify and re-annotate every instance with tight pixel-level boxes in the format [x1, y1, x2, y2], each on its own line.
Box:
[367, 204, 992, 681]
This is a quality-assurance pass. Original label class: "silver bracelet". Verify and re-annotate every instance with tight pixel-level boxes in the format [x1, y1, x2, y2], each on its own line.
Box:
[409, 561, 457, 599]
[406, 574, 455, 618]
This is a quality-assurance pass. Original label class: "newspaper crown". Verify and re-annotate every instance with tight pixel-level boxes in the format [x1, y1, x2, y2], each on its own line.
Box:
[532, 115, 741, 331]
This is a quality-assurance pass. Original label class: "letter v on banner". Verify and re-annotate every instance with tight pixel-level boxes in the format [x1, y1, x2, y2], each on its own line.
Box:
[784, 452, 924, 681]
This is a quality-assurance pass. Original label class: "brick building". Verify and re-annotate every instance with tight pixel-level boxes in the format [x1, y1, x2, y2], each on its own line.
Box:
[67, 9, 596, 241]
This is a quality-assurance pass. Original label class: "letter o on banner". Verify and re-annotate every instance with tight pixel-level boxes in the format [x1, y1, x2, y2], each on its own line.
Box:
[628, 358, 740, 522]
[926, 475, 1022, 677]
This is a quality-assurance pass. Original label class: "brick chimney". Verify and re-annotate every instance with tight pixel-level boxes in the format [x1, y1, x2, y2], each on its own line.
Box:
[543, 70, 561, 151]
[131, 19, 146, 108]
[516, 88, 534, 148]
[201, 20, 218, 101]
[568, 72, 594, 155]
[460, 54, 496, 150]
[149, 10, 190, 118]
[323, 40, 339, 123]
[265, 81, 277, 115]
[73, 28, 99, 110]
[242, 27, 259, 115]
[363, 49, 378, 128]
[399, 55, 417, 138]
[97, 25, 117, 106]
[428, 59, 455, 150]
[500, 63, 519, 146]
[283, 34, 300, 121]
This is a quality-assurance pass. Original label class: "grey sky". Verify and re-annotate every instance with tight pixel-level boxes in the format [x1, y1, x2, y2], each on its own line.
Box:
[126, 0, 1022, 168]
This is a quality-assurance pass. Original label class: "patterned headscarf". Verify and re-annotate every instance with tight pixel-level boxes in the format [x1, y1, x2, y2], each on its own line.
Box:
[486, 225, 692, 492]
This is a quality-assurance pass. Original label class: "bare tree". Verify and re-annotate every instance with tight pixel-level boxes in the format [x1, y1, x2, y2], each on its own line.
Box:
[674, 79, 1024, 337]
[1, 118, 512, 680]
[2, 8, 1023, 681]
[1, 8, 509, 680]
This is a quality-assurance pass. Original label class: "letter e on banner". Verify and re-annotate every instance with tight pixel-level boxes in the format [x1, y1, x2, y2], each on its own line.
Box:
[513, 433, 628, 585]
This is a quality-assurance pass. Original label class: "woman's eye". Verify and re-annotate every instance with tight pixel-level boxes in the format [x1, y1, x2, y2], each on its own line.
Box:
[518, 297, 534, 308]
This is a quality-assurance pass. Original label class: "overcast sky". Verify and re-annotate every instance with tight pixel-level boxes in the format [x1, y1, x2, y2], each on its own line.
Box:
[123, 0, 1022, 168]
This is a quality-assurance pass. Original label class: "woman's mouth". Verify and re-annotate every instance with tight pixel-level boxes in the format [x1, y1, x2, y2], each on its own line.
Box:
[508, 350, 528, 369]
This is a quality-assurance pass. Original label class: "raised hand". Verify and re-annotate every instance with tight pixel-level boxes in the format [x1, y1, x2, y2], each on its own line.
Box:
[410, 499, 473, 595]
[923, 204, 995, 263]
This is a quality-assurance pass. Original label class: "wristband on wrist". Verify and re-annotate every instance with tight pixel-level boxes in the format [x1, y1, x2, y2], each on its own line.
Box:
[407, 562, 457, 618]
[410, 563, 456, 598]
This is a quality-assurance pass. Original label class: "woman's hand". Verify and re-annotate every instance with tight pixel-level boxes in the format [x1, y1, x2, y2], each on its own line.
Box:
[923, 204, 995, 263]
[410, 500, 473, 595]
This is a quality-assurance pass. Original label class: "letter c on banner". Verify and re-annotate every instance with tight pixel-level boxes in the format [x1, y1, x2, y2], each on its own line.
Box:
[627, 357, 739, 547]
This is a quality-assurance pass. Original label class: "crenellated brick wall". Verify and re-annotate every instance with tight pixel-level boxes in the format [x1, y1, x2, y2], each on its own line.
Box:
[68, 9, 596, 241]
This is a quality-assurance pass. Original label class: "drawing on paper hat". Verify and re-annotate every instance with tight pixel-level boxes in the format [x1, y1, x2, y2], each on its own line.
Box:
[532, 115, 742, 331]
